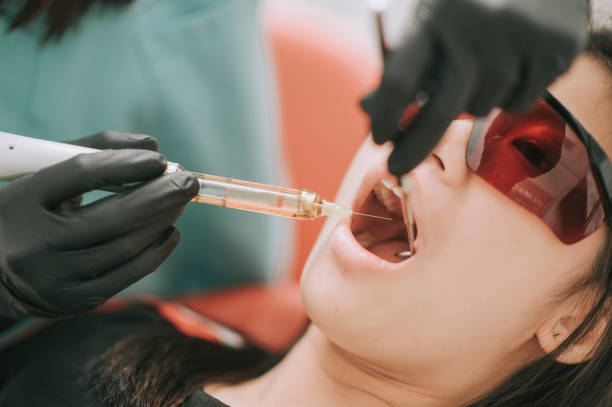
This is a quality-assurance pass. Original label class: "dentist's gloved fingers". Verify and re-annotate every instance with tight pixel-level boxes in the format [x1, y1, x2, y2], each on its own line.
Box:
[57, 133, 159, 210]
[54, 171, 198, 249]
[361, 84, 413, 145]
[362, 0, 588, 176]
[361, 83, 413, 145]
[500, 60, 560, 113]
[0, 151, 192, 319]
[388, 60, 476, 176]
[77, 227, 180, 306]
[467, 52, 520, 117]
[360, 28, 434, 145]
[63, 207, 185, 280]
[67, 131, 159, 151]
[35, 149, 167, 207]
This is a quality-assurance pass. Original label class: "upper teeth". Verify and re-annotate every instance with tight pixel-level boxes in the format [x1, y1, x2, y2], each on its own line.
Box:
[375, 179, 418, 254]
[373, 180, 403, 216]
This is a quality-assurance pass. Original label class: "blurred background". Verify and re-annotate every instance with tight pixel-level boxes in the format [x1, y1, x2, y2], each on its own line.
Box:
[266, 0, 612, 47]
[0, 0, 611, 351]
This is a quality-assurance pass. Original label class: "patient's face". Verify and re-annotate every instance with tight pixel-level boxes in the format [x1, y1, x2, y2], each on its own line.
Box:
[300, 56, 612, 394]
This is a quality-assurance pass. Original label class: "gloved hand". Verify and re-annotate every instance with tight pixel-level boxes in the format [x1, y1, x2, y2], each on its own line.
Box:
[361, 0, 589, 176]
[0, 131, 199, 319]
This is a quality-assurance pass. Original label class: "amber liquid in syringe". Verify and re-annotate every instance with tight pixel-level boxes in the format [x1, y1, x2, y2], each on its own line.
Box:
[178, 169, 390, 221]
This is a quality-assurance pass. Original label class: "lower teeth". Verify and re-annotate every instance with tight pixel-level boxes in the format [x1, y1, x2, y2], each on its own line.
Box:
[395, 250, 413, 258]
[355, 230, 375, 248]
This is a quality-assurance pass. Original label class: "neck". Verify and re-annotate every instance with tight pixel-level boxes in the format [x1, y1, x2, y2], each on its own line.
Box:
[206, 326, 465, 407]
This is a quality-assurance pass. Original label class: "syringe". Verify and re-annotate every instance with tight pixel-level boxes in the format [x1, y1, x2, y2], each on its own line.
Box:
[0, 131, 389, 222]
[166, 163, 389, 221]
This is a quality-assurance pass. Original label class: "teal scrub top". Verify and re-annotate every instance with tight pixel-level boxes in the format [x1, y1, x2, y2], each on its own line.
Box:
[0, 0, 292, 294]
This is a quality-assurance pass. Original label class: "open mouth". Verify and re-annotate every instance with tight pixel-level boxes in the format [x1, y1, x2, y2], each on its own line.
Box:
[350, 179, 418, 263]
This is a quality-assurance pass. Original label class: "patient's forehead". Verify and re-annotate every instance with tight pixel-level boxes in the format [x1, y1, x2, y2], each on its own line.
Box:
[549, 55, 612, 155]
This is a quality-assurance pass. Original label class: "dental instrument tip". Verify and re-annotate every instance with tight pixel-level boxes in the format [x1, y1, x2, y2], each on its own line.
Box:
[351, 211, 392, 221]
[396, 176, 416, 255]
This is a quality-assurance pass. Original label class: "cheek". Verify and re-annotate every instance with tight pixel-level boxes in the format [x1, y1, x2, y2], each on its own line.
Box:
[317, 180, 556, 360]
[398, 177, 577, 347]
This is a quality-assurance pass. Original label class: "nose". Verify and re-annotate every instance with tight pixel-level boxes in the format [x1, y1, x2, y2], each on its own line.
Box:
[428, 118, 474, 185]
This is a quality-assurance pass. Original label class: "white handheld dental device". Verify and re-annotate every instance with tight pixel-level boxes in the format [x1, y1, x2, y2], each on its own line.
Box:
[0, 131, 390, 222]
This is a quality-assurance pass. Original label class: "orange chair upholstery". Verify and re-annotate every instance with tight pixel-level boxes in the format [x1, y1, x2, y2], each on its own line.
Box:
[175, 2, 380, 352]
[265, 1, 381, 279]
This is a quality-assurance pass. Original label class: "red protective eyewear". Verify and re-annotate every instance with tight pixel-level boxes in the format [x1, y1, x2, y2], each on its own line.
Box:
[466, 91, 612, 244]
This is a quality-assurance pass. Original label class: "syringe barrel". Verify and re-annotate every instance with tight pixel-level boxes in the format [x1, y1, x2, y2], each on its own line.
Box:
[190, 172, 323, 220]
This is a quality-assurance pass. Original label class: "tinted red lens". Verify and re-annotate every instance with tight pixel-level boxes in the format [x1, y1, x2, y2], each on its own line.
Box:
[466, 100, 606, 244]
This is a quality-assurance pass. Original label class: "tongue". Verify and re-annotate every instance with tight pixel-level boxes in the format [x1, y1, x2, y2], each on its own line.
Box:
[369, 240, 412, 263]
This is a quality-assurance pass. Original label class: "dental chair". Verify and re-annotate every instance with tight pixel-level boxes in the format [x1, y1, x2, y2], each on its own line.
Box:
[174, 1, 379, 353]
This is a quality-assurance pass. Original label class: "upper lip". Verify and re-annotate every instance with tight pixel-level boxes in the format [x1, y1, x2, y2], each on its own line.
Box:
[348, 162, 395, 226]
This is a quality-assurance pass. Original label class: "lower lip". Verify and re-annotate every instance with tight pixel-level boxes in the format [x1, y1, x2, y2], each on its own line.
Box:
[330, 220, 414, 274]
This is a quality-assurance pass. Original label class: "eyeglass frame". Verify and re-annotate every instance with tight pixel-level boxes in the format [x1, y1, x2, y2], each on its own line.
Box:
[541, 90, 612, 227]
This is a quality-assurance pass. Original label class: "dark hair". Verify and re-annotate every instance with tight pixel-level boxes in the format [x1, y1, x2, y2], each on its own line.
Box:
[87, 30, 612, 407]
[588, 29, 612, 73]
[86, 324, 284, 407]
[0, 0, 134, 42]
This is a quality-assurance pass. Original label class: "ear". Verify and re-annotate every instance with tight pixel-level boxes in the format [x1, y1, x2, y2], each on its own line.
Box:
[536, 300, 608, 364]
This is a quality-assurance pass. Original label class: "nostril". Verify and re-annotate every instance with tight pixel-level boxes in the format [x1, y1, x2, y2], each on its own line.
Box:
[432, 153, 445, 170]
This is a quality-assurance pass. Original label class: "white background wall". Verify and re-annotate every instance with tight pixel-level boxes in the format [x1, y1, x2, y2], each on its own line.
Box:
[592, 0, 612, 28]
[282, 0, 417, 44]
[265, 0, 612, 40]
[263, 0, 417, 50]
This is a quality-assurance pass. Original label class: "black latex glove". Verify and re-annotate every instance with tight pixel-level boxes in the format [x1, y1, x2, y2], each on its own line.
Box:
[361, 0, 589, 176]
[0, 131, 199, 319]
